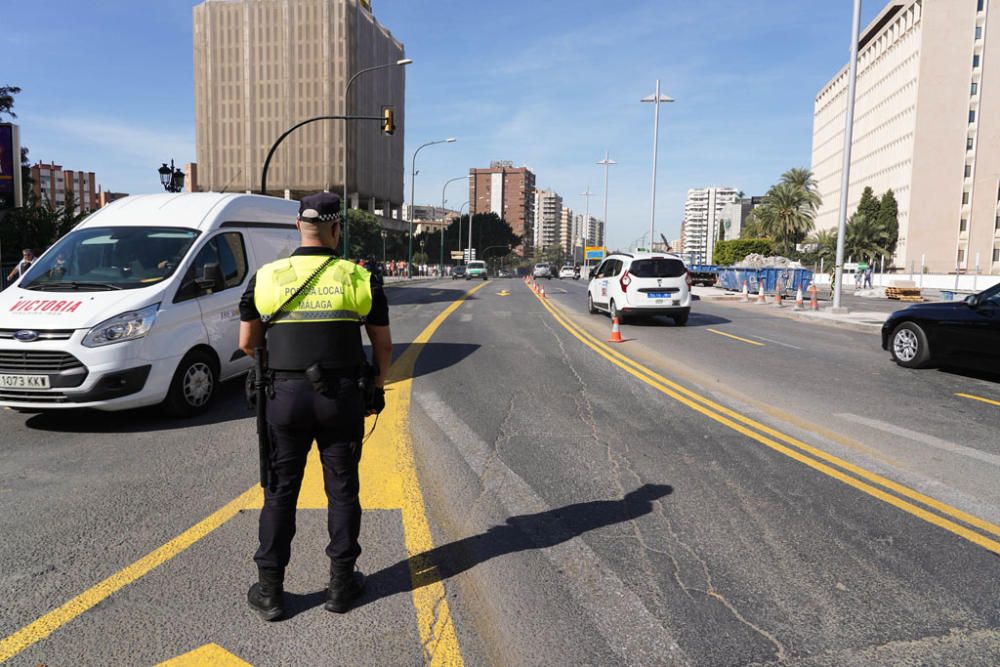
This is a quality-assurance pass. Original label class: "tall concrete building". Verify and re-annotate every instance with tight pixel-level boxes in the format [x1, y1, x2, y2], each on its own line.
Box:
[533, 188, 563, 250]
[682, 186, 740, 264]
[559, 207, 574, 255]
[720, 196, 764, 242]
[812, 0, 999, 274]
[470, 161, 536, 252]
[575, 215, 605, 248]
[193, 0, 406, 217]
[30, 163, 99, 213]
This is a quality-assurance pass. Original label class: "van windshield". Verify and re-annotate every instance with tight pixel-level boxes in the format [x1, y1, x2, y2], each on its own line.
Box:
[629, 258, 686, 279]
[21, 226, 200, 291]
[467, 261, 485, 269]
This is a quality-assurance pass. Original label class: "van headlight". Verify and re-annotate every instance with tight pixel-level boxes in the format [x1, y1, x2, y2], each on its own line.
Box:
[82, 304, 160, 348]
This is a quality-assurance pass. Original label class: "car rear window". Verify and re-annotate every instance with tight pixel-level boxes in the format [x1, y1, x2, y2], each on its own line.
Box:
[629, 258, 686, 278]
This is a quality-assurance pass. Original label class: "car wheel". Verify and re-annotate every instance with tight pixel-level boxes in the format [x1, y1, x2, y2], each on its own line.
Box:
[672, 312, 689, 327]
[890, 322, 931, 368]
[163, 350, 218, 417]
[588, 293, 598, 314]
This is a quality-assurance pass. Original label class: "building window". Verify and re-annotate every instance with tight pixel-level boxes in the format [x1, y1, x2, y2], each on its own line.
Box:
[976, 26, 983, 40]
[994, 248, 1000, 263]
[965, 165, 972, 178]
[961, 218, 968, 232]
[971, 82, 978, 96]
[968, 137, 975, 151]
[963, 191, 970, 205]
[969, 109, 977, 123]
[958, 249, 965, 263]
[996, 215, 1000, 230]
[978, 0, 985, 12]
[973, 54, 981, 68]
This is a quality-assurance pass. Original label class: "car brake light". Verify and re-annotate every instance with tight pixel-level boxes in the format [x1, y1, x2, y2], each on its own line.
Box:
[620, 270, 631, 292]
[685, 270, 692, 288]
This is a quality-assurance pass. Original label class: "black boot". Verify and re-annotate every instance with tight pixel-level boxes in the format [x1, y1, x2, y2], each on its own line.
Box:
[247, 567, 285, 621]
[324, 566, 365, 613]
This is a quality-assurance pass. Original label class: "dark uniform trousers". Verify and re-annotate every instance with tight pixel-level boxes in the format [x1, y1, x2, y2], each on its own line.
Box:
[254, 374, 365, 573]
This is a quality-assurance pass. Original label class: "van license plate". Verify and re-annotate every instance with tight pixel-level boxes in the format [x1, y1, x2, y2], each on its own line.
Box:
[647, 292, 671, 298]
[0, 374, 50, 389]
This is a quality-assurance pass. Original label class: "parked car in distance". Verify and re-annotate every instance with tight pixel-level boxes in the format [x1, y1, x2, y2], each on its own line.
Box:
[497, 268, 514, 278]
[587, 251, 692, 326]
[559, 265, 577, 279]
[533, 262, 553, 279]
[466, 260, 488, 280]
[882, 282, 1000, 371]
[451, 265, 466, 280]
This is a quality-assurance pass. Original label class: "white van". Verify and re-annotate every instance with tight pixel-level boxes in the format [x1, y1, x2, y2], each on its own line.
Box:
[587, 251, 692, 326]
[0, 193, 300, 415]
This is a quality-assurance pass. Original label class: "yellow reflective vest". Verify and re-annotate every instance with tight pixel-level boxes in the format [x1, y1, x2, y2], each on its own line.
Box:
[254, 255, 372, 324]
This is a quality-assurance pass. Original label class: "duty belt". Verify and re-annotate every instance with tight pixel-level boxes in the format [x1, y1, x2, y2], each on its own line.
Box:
[271, 367, 361, 381]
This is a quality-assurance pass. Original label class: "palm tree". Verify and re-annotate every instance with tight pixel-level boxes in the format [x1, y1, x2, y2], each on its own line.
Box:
[844, 213, 889, 264]
[759, 182, 815, 255]
[780, 167, 822, 212]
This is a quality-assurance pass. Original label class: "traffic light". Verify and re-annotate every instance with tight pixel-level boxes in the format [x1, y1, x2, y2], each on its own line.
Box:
[382, 106, 395, 136]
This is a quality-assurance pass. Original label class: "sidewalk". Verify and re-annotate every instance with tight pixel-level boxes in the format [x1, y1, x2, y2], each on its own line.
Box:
[692, 285, 891, 334]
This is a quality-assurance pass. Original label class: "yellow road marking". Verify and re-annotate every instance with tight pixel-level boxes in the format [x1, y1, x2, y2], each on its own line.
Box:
[0, 486, 261, 663]
[528, 284, 1000, 555]
[157, 643, 252, 666]
[706, 328, 766, 347]
[0, 284, 487, 666]
[956, 392, 1000, 408]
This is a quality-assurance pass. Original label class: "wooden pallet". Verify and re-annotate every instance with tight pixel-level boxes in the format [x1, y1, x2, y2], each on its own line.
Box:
[886, 286, 922, 301]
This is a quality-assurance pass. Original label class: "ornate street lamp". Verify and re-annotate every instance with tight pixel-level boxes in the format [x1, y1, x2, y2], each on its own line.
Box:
[158, 159, 185, 193]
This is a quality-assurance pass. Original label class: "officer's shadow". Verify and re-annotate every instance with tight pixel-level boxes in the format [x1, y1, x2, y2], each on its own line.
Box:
[282, 483, 672, 618]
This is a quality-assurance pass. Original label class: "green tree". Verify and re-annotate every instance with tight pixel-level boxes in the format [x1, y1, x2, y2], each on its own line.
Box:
[856, 186, 880, 228]
[0, 85, 21, 120]
[755, 182, 815, 255]
[844, 213, 890, 264]
[417, 212, 520, 265]
[780, 167, 822, 212]
[713, 238, 775, 265]
[877, 189, 899, 257]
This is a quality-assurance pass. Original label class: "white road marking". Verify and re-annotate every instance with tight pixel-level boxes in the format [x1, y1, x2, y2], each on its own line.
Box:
[459, 313, 473, 322]
[837, 413, 1000, 467]
[753, 336, 803, 350]
[414, 390, 687, 665]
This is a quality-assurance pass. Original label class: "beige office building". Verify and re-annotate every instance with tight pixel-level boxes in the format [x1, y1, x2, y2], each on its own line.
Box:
[193, 0, 406, 214]
[470, 161, 536, 253]
[812, 0, 999, 274]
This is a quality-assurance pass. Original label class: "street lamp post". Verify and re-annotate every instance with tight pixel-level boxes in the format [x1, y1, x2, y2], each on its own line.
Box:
[342, 58, 412, 258]
[580, 186, 597, 272]
[833, 0, 863, 311]
[440, 175, 468, 275]
[596, 151, 616, 245]
[409, 138, 456, 277]
[158, 160, 185, 193]
[641, 80, 675, 251]
[457, 201, 469, 260]
[381, 230, 387, 264]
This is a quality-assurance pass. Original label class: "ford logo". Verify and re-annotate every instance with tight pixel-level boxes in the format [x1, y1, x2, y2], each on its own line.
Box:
[13, 330, 39, 342]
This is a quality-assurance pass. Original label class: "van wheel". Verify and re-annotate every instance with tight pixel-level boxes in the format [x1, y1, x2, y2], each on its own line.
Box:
[163, 350, 218, 417]
[588, 294, 598, 314]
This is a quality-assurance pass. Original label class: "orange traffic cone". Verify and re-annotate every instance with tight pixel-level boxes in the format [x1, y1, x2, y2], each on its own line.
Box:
[540, 286, 546, 299]
[756, 283, 766, 305]
[741, 280, 750, 303]
[774, 280, 783, 307]
[608, 316, 624, 343]
[793, 286, 804, 310]
[809, 282, 819, 311]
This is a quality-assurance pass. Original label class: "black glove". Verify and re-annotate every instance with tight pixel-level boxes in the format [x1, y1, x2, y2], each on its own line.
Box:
[368, 387, 385, 415]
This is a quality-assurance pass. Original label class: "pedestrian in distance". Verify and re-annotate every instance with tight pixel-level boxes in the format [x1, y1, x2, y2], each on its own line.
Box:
[6, 248, 35, 283]
[864, 265, 873, 289]
[238, 192, 393, 621]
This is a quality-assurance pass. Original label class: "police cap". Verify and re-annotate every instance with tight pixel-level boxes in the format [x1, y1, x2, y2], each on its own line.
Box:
[298, 192, 342, 223]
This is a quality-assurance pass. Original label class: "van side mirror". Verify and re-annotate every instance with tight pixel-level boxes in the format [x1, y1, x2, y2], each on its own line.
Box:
[964, 294, 980, 308]
[196, 262, 224, 293]
[589, 269, 597, 279]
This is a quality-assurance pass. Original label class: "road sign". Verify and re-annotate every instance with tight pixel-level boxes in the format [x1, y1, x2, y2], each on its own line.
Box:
[464, 249, 476, 261]
[450, 251, 464, 259]
[585, 246, 606, 261]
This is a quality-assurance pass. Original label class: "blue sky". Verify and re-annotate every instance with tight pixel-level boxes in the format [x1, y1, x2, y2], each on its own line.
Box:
[4, 0, 882, 248]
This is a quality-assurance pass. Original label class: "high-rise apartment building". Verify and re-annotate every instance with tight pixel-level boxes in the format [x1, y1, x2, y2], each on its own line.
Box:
[470, 161, 536, 252]
[193, 0, 406, 215]
[682, 186, 740, 263]
[575, 214, 605, 249]
[533, 188, 563, 250]
[30, 163, 99, 213]
[559, 207, 574, 255]
[812, 0, 999, 274]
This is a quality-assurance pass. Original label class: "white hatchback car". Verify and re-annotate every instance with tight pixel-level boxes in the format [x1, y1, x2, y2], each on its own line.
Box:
[587, 252, 692, 325]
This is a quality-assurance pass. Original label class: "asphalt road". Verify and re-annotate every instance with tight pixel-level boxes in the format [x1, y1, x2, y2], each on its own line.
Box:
[2, 277, 999, 666]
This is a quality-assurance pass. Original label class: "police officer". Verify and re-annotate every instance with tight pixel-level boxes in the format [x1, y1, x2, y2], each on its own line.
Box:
[238, 192, 392, 620]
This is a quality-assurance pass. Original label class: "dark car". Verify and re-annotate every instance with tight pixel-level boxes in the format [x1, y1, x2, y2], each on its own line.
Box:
[451, 266, 466, 280]
[881, 282, 1000, 370]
